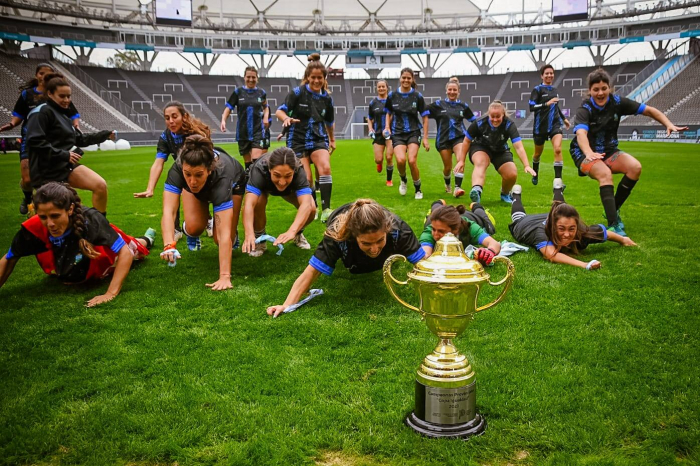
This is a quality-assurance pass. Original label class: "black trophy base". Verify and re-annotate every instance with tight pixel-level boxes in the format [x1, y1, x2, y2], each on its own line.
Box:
[405, 411, 487, 440]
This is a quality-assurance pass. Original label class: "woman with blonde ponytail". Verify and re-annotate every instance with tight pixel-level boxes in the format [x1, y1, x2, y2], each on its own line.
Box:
[266, 199, 424, 317]
[0, 182, 155, 307]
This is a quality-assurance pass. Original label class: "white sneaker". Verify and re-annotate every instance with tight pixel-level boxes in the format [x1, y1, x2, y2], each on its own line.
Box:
[206, 218, 214, 237]
[248, 241, 267, 257]
[553, 178, 564, 191]
[294, 233, 311, 249]
[414, 191, 423, 200]
[399, 181, 407, 196]
[174, 229, 183, 242]
[511, 184, 523, 195]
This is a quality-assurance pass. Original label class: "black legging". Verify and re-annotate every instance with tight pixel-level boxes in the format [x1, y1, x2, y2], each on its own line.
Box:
[511, 188, 565, 221]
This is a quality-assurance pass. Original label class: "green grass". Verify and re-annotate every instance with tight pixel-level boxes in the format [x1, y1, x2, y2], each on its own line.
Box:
[0, 140, 698, 465]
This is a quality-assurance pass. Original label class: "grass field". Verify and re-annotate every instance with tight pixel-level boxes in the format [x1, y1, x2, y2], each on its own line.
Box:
[0, 139, 698, 465]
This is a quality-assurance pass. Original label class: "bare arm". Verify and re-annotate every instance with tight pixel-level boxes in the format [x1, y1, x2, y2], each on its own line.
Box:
[482, 236, 501, 255]
[512, 140, 536, 176]
[160, 191, 180, 262]
[642, 106, 688, 135]
[266, 265, 322, 317]
[134, 158, 166, 197]
[422, 115, 430, 151]
[263, 104, 270, 128]
[607, 230, 637, 246]
[0, 256, 19, 288]
[384, 114, 392, 135]
[274, 194, 315, 246]
[220, 107, 232, 132]
[327, 123, 336, 154]
[454, 138, 471, 174]
[540, 246, 599, 269]
[86, 246, 134, 307]
[207, 208, 233, 291]
[421, 244, 434, 257]
[575, 129, 604, 160]
[242, 192, 259, 254]
[0, 116, 23, 132]
[367, 117, 375, 134]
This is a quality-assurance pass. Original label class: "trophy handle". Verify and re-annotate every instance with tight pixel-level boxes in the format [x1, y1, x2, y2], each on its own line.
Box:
[476, 256, 515, 312]
[383, 254, 423, 316]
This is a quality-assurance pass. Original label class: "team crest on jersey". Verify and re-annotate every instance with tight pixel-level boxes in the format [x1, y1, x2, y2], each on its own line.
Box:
[459, 111, 463, 117]
[613, 114, 619, 121]
[321, 109, 326, 117]
[411, 102, 417, 108]
[258, 97, 262, 102]
[74, 253, 83, 264]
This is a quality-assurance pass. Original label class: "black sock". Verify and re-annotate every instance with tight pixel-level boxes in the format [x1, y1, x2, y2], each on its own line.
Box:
[318, 175, 332, 211]
[511, 193, 525, 216]
[614, 175, 638, 210]
[312, 189, 318, 208]
[413, 179, 422, 193]
[443, 175, 451, 187]
[386, 165, 394, 182]
[400, 174, 408, 184]
[455, 173, 464, 188]
[554, 161, 563, 179]
[600, 185, 617, 226]
[533, 159, 540, 176]
[22, 189, 32, 204]
[553, 188, 565, 203]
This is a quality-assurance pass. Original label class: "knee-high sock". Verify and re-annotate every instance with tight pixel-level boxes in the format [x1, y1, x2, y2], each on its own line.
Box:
[319, 175, 332, 211]
[614, 175, 638, 210]
[455, 172, 464, 188]
[386, 165, 394, 182]
[532, 157, 540, 176]
[511, 193, 526, 222]
[554, 161, 563, 179]
[22, 187, 32, 203]
[600, 185, 617, 226]
[443, 174, 451, 187]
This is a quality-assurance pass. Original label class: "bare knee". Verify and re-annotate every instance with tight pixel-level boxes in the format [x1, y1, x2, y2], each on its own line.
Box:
[628, 161, 642, 179]
[94, 177, 108, 195]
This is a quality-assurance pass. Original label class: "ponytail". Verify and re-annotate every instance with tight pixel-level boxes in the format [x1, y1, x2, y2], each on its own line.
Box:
[325, 199, 393, 242]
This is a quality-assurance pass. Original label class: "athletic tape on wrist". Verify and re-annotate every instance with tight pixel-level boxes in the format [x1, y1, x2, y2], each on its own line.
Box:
[160, 248, 181, 267]
[586, 260, 599, 270]
[279, 289, 324, 316]
[255, 234, 284, 256]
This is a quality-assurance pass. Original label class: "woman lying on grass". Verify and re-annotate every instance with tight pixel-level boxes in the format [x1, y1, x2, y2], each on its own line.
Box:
[508, 179, 636, 270]
[266, 198, 424, 317]
[0, 182, 154, 306]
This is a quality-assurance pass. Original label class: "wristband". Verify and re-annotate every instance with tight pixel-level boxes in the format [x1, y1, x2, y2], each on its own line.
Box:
[164, 241, 177, 251]
[586, 260, 599, 270]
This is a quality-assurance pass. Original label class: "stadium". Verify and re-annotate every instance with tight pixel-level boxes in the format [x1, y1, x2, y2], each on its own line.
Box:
[0, 0, 698, 464]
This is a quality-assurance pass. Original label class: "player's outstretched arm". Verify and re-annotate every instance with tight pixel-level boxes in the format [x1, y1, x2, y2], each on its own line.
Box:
[641, 106, 688, 136]
[267, 265, 322, 318]
[512, 141, 536, 176]
[0, 256, 18, 289]
[540, 245, 599, 269]
[607, 231, 637, 246]
[135, 158, 166, 198]
[207, 208, 233, 291]
[86, 246, 134, 307]
[242, 192, 260, 254]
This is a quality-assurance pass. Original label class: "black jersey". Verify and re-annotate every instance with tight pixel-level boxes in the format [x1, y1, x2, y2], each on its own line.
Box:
[156, 130, 186, 161]
[509, 213, 607, 251]
[164, 148, 245, 213]
[570, 95, 645, 158]
[367, 97, 388, 134]
[6, 208, 124, 283]
[384, 89, 428, 135]
[427, 99, 475, 145]
[245, 152, 312, 198]
[226, 86, 267, 143]
[25, 101, 112, 188]
[309, 203, 424, 276]
[279, 85, 334, 150]
[529, 84, 565, 135]
[465, 116, 521, 153]
[13, 87, 80, 123]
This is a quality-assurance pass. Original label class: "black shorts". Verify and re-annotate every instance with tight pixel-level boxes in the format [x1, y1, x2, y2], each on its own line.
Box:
[469, 143, 514, 171]
[238, 140, 264, 156]
[436, 136, 463, 152]
[290, 140, 329, 158]
[533, 129, 563, 146]
[372, 134, 389, 146]
[391, 131, 421, 147]
[261, 136, 271, 150]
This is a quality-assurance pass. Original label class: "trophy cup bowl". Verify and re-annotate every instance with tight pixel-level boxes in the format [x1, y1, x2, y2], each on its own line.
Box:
[383, 233, 514, 439]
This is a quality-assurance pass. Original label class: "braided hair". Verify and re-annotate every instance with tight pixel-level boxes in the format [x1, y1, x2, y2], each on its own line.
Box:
[33, 182, 100, 259]
[325, 199, 393, 242]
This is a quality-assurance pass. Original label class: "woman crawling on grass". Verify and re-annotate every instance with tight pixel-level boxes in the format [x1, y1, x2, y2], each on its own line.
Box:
[0, 182, 155, 307]
[508, 180, 636, 270]
[266, 198, 425, 317]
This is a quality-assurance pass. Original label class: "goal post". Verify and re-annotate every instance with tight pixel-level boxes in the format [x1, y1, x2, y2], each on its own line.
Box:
[351, 123, 367, 140]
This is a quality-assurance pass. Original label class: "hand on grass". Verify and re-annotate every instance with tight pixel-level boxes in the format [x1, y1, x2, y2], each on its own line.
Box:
[86, 292, 116, 307]
[267, 305, 286, 318]
[133, 190, 153, 198]
[206, 277, 232, 291]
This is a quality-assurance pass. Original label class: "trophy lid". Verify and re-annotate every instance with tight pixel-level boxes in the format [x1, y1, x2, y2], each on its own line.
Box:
[408, 233, 488, 283]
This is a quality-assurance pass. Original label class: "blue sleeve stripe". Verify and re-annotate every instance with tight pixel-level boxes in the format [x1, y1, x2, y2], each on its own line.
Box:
[213, 200, 234, 213]
[309, 256, 334, 276]
[477, 233, 490, 244]
[599, 224, 608, 241]
[573, 124, 589, 132]
[536, 240, 554, 250]
[70, 113, 80, 120]
[637, 103, 647, 115]
[468, 116, 476, 122]
[511, 137, 522, 143]
[110, 236, 126, 253]
[420, 110, 430, 117]
[528, 100, 536, 105]
[6, 248, 15, 260]
[296, 187, 313, 196]
[225, 102, 234, 110]
[11, 111, 24, 119]
[245, 184, 262, 196]
[407, 248, 426, 264]
[164, 183, 182, 195]
[156, 152, 169, 160]
[278, 104, 288, 112]
[420, 241, 434, 248]
[465, 132, 473, 141]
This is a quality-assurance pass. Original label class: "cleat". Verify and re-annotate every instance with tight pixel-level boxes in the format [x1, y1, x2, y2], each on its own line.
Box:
[320, 208, 333, 223]
[376, 163, 383, 173]
[608, 223, 627, 237]
[399, 181, 407, 196]
[500, 193, 515, 204]
[532, 175, 539, 185]
[174, 229, 183, 242]
[294, 233, 311, 249]
[233, 235, 240, 250]
[510, 184, 523, 196]
[469, 188, 481, 204]
[414, 191, 424, 200]
[445, 184, 452, 194]
[453, 187, 465, 198]
[553, 178, 566, 193]
[616, 210, 625, 230]
[206, 218, 214, 237]
[386, 180, 393, 187]
[249, 241, 266, 257]
[19, 198, 29, 215]
[186, 235, 202, 251]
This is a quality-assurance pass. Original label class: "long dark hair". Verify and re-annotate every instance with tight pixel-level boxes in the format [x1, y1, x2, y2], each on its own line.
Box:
[178, 135, 217, 170]
[43, 72, 70, 95]
[163, 101, 211, 138]
[543, 201, 605, 258]
[325, 199, 393, 242]
[430, 205, 470, 234]
[20, 62, 55, 91]
[33, 182, 100, 259]
[268, 147, 298, 170]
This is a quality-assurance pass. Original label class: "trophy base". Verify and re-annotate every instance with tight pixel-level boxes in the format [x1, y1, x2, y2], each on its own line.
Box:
[405, 411, 486, 440]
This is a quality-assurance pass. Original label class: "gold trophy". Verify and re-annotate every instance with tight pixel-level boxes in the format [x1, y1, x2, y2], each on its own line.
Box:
[383, 233, 514, 439]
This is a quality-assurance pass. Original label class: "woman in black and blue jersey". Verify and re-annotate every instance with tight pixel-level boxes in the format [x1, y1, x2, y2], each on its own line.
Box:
[367, 79, 394, 186]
